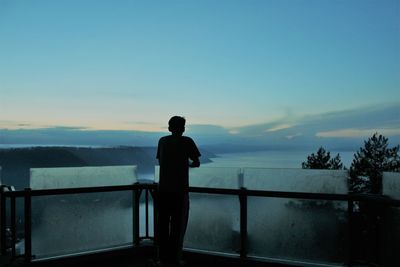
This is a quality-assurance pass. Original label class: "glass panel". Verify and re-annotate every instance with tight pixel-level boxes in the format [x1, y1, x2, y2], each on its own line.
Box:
[189, 167, 241, 189]
[243, 168, 348, 193]
[28, 166, 138, 258]
[155, 166, 240, 189]
[247, 197, 348, 265]
[31, 191, 134, 259]
[30, 166, 138, 189]
[383, 172, 400, 199]
[8, 197, 25, 256]
[184, 193, 240, 255]
[381, 206, 400, 266]
[148, 194, 154, 237]
[139, 190, 154, 237]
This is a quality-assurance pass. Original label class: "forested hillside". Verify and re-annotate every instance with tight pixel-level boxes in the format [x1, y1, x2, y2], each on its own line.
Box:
[0, 146, 214, 189]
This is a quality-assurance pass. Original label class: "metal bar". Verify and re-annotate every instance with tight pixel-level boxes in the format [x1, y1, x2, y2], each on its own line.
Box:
[0, 185, 7, 255]
[239, 187, 248, 259]
[11, 196, 16, 257]
[152, 189, 158, 243]
[134, 189, 140, 246]
[24, 188, 32, 263]
[4, 184, 400, 206]
[189, 186, 350, 200]
[145, 189, 149, 238]
[0, 185, 148, 198]
[347, 200, 354, 267]
[0, 184, 158, 197]
[28, 184, 139, 196]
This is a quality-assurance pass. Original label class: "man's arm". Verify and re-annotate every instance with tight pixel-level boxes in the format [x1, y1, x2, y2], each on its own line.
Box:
[189, 157, 200, 168]
[188, 137, 201, 168]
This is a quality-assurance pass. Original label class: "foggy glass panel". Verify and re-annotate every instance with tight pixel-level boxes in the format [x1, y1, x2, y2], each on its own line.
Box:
[155, 166, 240, 189]
[31, 191, 134, 259]
[243, 168, 348, 193]
[381, 206, 400, 266]
[6, 197, 25, 256]
[383, 172, 400, 199]
[184, 193, 240, 255]
[139, 190, 154, 237]
[29, 166, 137, 259]
[247, 197, 348, 265]
[30, 166, 138, 189]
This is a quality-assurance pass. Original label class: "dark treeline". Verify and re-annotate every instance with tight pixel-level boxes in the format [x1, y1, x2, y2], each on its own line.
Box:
[0, 146, 214, 189]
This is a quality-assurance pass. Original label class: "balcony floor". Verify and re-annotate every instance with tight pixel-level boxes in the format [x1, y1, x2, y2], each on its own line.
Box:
[7, 244, 299, 267]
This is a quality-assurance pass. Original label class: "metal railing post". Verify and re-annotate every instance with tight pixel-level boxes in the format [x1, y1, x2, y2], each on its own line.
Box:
[24, 188, 32, 263]
[151, 186, 158, 243]
[239, 187, 248, 259]
[134, 187, 141, 246]
[145, 189, 149, 238]
[10, 196, 16, 258]
[347, 198, 354, 267]
[0, 185, 6, 255]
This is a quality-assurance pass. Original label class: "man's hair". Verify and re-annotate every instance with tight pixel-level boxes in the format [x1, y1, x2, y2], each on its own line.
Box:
[168, 116, 186, 133]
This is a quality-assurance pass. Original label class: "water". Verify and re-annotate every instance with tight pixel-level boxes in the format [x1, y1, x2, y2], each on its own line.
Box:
[204, 150, 355, 169]
[142, 150, 355, 182]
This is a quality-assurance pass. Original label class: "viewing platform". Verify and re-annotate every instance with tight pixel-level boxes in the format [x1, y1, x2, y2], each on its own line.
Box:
[0, 166, 399, 267]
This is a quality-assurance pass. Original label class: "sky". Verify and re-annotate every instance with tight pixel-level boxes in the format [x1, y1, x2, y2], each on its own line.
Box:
[0, 0, 399, 149]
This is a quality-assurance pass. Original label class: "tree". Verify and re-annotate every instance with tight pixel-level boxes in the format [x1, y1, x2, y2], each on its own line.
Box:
[302, 147, 344, 170]
[350, 133, 400, 194]
[299, 147, 345, 209]
[348, 133, 400, 264]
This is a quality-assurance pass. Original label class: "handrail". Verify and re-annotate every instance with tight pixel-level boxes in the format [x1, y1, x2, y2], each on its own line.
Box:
[1, 182, 399, 266]
[3, 183, 399, 204]
[2, 183, 156, 197]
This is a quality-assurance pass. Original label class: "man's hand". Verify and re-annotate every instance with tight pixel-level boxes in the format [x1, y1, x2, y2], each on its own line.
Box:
[189, 158, 200, 168]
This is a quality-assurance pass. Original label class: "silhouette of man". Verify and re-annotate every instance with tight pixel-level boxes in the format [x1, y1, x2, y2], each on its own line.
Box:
[156, 116, 201, 266]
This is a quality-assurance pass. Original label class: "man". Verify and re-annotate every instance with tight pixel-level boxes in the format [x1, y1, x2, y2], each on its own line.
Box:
[156, 116, 201, 266]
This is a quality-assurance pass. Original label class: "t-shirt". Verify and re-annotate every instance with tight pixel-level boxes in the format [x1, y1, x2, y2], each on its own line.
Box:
[157, 135, 201, 192]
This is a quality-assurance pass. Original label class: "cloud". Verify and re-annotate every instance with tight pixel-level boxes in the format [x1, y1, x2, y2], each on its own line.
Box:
[316, 128, 400, 138]
[219, 103, 400, 150]
[286, 133, 303, 140]
[230, 119, 295, 136]
[1, 103, 399, 151]
[0, 127, 162, 147]
[265, 124, 293, 133]
[234, 103, 400, 138]
[187, 124, 230, 135]
[302, 103, 400, 132]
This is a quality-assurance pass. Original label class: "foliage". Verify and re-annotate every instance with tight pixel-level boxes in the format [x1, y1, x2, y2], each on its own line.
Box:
[349, 133, 400, 194]
[299, 147, 345, 210]
[302, 147, 344, 170]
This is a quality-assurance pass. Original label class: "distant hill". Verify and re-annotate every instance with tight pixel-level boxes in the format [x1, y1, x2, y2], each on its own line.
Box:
[0, 146, 214, 189]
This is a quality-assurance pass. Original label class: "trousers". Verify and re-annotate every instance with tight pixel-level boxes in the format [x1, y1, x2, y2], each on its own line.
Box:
[157, 191, 189, 264]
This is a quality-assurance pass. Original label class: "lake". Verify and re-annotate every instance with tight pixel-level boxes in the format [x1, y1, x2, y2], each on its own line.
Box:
[203, 150, 355, 169]
[140, 149, 355, 180]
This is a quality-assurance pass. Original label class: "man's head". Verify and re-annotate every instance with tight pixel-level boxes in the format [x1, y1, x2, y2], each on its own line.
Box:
[168, 116, 186, 135]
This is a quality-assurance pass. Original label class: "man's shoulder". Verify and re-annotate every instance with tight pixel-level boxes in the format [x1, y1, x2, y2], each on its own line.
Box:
[181, 135, 194, 141]
[158, 135, 197, 146]
[158, 135, 171, 142]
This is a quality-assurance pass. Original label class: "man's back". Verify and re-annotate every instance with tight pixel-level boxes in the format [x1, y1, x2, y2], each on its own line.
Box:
[157, 135, 200, 192]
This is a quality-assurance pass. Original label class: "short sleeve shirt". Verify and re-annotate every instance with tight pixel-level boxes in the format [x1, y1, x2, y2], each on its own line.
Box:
[157, 135, 201, 192]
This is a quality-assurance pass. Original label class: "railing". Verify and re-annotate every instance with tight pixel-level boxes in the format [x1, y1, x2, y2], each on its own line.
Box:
[0, 184, 157, 262]
[0, 183, 399, 266]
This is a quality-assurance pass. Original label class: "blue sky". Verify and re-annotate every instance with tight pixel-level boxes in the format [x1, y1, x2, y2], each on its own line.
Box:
[0, 0, 399, 147]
